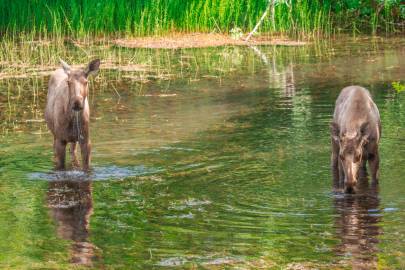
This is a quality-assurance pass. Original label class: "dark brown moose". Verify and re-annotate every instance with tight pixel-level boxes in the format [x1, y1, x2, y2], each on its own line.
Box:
[331, 86, 381, 193]
[45, 59, 100, 170]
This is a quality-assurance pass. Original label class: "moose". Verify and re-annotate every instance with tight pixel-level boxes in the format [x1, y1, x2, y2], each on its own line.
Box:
[45, 59, 100, 171]
[331, 86, 381, 193]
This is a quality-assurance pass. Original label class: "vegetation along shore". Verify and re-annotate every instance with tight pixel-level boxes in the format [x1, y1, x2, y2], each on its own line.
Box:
[1, 0, 404, 38]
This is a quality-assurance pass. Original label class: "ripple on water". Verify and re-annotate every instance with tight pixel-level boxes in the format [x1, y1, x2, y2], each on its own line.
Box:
[168, 198, 212, 210]
[157, 257, 188, 267]
[156, 255, 243, 267]
[164, 198, 212, 219]
[28, 165, 163, 181]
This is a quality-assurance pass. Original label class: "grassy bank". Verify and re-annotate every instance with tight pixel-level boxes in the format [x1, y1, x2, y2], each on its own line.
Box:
[0, 0, 404, 38]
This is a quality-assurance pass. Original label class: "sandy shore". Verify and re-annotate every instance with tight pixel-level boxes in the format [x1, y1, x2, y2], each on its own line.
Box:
[114, 33, 307, 49]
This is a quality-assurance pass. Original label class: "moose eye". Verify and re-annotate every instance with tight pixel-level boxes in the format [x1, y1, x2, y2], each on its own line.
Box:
[339, 154, 345, 161]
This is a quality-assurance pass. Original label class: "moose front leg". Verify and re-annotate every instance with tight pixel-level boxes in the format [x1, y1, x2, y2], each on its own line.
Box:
[338, 159, 345, 189]
[331, 142, 340, 189]
[80, 140, 91, 171]
[54, 138, 67, 170]
[70, 142, 80, 168]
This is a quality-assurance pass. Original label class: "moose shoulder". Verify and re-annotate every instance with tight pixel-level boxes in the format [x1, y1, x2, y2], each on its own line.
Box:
[330, 86, 381, 193]
[45, 59, 100, 171]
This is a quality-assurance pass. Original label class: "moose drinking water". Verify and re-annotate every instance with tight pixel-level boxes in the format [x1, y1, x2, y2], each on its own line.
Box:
[331, 86, 381, 193]
[45, 59, 100, 171]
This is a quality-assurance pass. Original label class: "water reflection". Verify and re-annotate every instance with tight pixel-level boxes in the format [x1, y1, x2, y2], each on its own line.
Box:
[333, 181, 381, 269]
[250, 45, 297, 99]
[47, 180, 98, 266]
[0, 39, 404, 269]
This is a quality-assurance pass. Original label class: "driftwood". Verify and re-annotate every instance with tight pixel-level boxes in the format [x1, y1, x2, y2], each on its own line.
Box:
[245, 0, 275, 41]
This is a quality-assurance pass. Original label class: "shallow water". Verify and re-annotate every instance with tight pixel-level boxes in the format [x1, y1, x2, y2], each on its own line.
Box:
[0, 37, 405, 269]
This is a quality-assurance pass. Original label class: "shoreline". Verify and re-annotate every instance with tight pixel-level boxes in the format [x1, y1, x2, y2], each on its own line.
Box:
[113, 33, 308, 49]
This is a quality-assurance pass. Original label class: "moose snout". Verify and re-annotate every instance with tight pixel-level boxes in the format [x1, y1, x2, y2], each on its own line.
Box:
[344, 182, 356, 194]
[344, 174, 358, 194]
[72, 96, 84, 111]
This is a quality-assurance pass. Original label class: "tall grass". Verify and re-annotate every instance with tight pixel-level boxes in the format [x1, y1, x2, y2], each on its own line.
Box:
[0, 0, 403, 38]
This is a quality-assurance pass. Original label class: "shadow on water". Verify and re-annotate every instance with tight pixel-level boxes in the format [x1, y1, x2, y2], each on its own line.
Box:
[333, 178, 381, 270]
[47, 179, 100, 266]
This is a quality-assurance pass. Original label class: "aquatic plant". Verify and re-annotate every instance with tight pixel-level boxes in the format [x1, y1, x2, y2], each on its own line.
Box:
[392, 81, 405, 93]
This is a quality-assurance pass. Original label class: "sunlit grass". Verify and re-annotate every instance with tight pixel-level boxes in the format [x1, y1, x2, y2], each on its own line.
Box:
[0, 0, 403, 38]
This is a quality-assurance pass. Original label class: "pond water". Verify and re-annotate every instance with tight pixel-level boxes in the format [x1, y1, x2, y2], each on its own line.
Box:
[0, 37, 404, 269]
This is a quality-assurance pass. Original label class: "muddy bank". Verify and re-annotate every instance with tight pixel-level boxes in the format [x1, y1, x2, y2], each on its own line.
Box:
[114, 33, 307, 49]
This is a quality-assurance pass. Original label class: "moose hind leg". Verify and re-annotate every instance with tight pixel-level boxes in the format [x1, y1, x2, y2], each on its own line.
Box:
[54, 139, 67, 170]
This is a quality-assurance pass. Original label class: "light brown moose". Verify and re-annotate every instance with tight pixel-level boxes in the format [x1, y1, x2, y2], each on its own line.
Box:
[45, 59, 100, 171]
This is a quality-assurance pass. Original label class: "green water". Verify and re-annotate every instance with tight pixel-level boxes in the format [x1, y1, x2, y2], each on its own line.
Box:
[0, 38, 404, 269]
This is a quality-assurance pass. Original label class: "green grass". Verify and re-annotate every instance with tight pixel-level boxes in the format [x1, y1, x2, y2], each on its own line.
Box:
[0, 0, 404, 38]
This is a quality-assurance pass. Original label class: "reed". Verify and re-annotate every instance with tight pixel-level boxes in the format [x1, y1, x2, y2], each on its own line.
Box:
[0, 0, 403, 38]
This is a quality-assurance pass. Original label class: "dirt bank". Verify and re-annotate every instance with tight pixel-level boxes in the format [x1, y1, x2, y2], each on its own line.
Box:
[114, 33, 307, 49]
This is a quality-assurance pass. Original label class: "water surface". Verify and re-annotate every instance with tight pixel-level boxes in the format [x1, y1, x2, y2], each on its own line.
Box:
[0, 37, 404, 269]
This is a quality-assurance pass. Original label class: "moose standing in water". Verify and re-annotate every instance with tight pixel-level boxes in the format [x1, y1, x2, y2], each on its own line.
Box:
[45, 59, 100, 171]
[331, 86, 381, 193]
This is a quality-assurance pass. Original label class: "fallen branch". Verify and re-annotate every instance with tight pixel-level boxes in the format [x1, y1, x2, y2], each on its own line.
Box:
[245, 0, 274, 41]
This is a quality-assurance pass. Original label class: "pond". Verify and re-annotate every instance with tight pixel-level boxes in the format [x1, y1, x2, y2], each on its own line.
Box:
[0, 37, 404, 269]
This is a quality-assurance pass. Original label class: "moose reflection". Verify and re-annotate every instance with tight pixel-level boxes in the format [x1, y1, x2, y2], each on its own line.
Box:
[333, 181, 381, 269]
[47, 180, 98, 266]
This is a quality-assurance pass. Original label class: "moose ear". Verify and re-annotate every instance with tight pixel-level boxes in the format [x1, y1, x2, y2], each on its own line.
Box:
[84, 59, 100, 78]
[59, 58, 71, 75]
[330, 122, 340, 142]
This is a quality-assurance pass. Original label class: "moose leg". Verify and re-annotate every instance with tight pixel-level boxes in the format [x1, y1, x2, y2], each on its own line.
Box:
[53, 137, 57, 163]
[338, 159, 345, 189]
[54, 139, 67, 170]
[70, 142, 80, 168]
[369, 149, 380, 186]
[80, 140, 91, 171]
[359, 157, 368, 178]
[331, 141, 340, 188]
